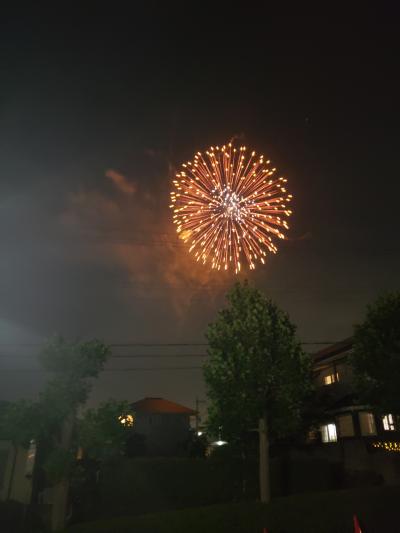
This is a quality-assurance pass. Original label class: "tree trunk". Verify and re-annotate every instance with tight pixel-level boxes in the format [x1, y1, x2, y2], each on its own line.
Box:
[51, 416, 74, 532]
[241, 446, 247, 497]
[259, 412, 270, 503]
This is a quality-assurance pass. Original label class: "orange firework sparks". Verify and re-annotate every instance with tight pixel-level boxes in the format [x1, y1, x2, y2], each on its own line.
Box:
[170, 142, 293, 273]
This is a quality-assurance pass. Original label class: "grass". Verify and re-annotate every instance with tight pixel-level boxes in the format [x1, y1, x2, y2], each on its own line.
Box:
[65, 484, 400, 532]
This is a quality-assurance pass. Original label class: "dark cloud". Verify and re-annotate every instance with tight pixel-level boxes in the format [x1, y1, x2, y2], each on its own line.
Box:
[0, 11, 399, 407]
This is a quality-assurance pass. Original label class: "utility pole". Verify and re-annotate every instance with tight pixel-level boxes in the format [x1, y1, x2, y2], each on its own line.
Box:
[259, 412, 270, 504]
[195, 397, 206, 433]
[51, 415, 74, 532]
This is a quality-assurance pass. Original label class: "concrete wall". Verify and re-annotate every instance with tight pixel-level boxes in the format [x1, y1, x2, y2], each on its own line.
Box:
[0, 440, 13, 501]
[0, 440, 32, 504]
[305, 439, 400, 486]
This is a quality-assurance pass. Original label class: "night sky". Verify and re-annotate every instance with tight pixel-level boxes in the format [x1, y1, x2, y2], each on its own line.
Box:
[1, 9, 399, 411]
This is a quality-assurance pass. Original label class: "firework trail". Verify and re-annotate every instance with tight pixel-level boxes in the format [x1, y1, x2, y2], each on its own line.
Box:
[170, 142, 292, 273]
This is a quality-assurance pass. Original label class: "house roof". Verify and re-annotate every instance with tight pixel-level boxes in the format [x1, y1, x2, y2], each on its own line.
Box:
[131, 397, 196, 415]
[313, 337, 353, 363]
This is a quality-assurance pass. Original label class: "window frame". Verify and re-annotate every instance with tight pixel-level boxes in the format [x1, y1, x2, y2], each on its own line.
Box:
[359, 411, 377, 436]
[382, 413, 396, 431]
[321, 422, 338, 443]
[323, 372, 340, 385]
[336, 413, 355, 438]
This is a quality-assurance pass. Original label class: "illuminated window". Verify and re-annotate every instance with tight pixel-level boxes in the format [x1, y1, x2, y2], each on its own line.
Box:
[337, 414, 354, 437]
[382, 414, 396, 431]
[359, 412, 377, 436]
[323, 372, 339, 385]
[321, 423, 337, 443]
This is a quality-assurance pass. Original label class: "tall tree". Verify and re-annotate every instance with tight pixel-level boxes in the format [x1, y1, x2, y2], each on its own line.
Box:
[78, 399, 135, 461]
[1, 336, 111, 531]
[42, 337, 111, 532]
[204, 281, 312, 503]
[350, 292, 400, 412]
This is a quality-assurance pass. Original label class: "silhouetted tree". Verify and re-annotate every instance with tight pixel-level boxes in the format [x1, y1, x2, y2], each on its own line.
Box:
[204, 281, 312, 503]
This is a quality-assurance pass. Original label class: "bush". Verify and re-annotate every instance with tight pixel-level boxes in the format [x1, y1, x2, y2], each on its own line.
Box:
[71, 454, 349, 524]
[73, 456, 258, 522]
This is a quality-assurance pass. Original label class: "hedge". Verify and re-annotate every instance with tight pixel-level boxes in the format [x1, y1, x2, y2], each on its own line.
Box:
[71, 454, 345, 523]
[65, 485, 400, 533]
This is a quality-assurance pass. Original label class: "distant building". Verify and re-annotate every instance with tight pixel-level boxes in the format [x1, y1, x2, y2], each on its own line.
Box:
[313, 337, 382, 442]
[311, 338, 400, 483]
[130, 397, 196, 456]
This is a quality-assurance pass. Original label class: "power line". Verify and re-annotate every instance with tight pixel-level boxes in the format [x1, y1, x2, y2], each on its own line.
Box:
[0, 343, 339, 362]
[0, 343, 208, 347]
[0, 341, 338, 347]
[0, 367, 203, 372]
[0, 341, 340, 370]
[110, 343, 208, 347]
[0, 353, 208, 359]
[0, 341, 339, 364]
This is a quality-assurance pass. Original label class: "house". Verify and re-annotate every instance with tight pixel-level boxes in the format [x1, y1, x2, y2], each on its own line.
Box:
[130, 397, 196, 456]
[311, 338, 400, 483]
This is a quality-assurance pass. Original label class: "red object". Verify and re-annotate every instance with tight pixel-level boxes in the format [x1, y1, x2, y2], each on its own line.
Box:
[353, 514, 362, 533]
[131, 397, 196, 415]
[262, 529, 268, 533]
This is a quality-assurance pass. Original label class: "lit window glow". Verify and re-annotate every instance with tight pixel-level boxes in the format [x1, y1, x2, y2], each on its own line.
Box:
[323, 372, 339, 385]
[382, 414, 395, 431]
[321, 423, 337, 443]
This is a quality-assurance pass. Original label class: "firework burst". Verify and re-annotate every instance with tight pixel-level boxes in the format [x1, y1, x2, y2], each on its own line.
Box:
[170, 142, 293, 273]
